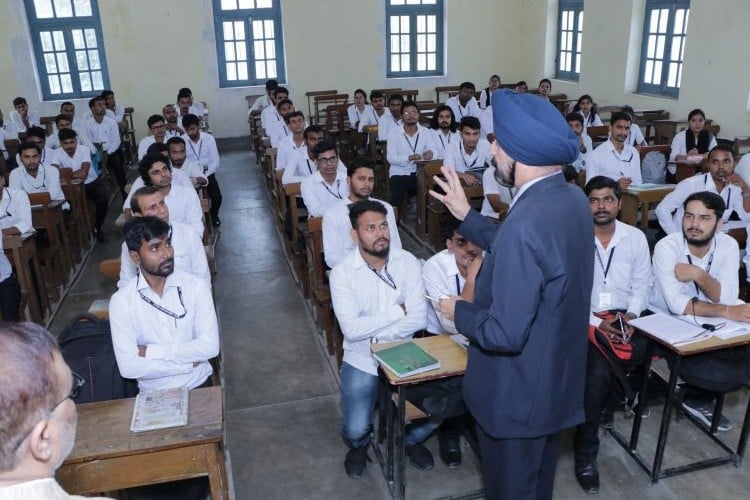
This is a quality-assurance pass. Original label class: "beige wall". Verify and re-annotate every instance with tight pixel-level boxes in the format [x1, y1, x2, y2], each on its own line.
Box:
[1, 1, 747, 139]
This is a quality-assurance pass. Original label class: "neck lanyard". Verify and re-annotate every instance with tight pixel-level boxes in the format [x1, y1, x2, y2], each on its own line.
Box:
[455, 274, 461, 295]
[595, 245, 616, 286]
[321, 179, 342, 199]
[439, 133, 451, 149]
[460, 142, 478, 170]
[707, 174, 732, 210]
[403, 132, 420, 154]
[367, 262, 397, 289]
[188, 137, 203, 160]
[686, 246, 715, 296]
[137, 276, 187, 323]
[306, 159, 314, 174]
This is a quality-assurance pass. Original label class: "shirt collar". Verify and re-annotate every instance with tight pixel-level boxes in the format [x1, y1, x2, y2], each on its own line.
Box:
[681, 235, 717, 259]
[135, 270, 183, 292]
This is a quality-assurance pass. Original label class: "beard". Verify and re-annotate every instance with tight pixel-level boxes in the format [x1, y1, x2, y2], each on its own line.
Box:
[683, 227, 716, 247]
[143, 258, 175, 277]
[362, 240, 390, 259]
[593, 211, 617, 226]
[492, 157, 516, 188]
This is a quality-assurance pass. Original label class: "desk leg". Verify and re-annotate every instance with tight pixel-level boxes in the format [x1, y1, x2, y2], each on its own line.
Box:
[651, 356, 682, 482]
[395, 385, 406, 500]
[737, 393, 750, 461]
[12, 248, 41, 323]
[206, 443, 229, 500]
[416, 172, 426, 237]
[30, 246, 50, 318]
[629, 341, 655, 451]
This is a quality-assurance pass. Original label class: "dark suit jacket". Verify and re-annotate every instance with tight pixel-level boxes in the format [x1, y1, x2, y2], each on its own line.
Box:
[455, 172, 594, 439]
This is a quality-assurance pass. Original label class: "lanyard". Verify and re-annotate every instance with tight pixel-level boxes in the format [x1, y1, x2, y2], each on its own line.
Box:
[706, 174, 732, 211]
[321, 179, 342, 199]
[403, 132, 420, 154]
[460, 142, 479, 170]
[367, 262, 397, 290]
[595, 246, 616, 286]
[306, 159, 314, 174]
[454, 274, 461, 295]
[687, 250, 715, 296]
[188, 138, 203, 160]
[439, 133, 451, 149]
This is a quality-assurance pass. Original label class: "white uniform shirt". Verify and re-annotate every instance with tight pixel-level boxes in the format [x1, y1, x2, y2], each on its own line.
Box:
[0, 187, 33, 234]
[386, 124, 437, 176]
[84, 116, 121, 154]
[579, 112, 603, 131]
[348, 104, 374, 130]
[376, 111, 402, 142]
[330, 247, 426, 375]
[735, 153, 750, 186]
[423, 249, 465, 334]
[276, 136, 306, 172]
[322, 197, 402, 269]
[443, 138, 491, 173]
[260, 106, 284, 136]
[480, 166, 515, 219]
[109, 270, 219, 391]
[123, 169, 194, 210]
[656, 173, 750, 234]
[572, 133, 593, 172]
[118, 221, 210, 289]
[300, 168, 350, 217]
[9, 164, 65, 202]
[589, 221, 652, 326]
[109, 104, 125, 123]
[51, 145, 97, 184]
[8, 109, 40, 134]
[669, 130, 718, 161]
[0, 477, 110, 500]
[270, 122, 290, 148]
[183, 132, 220, 177]
[651, 231, 739, 315]
[173, 158, 208, 186]
[358, 107, 390, 135]
[626, 124, 646, 147]
[445, 96, 481, 119]
[249, 94, 272, 114]
[282, 151, 317, 185]
[586, 140, 642, 185]
[430, 129, 459, 160]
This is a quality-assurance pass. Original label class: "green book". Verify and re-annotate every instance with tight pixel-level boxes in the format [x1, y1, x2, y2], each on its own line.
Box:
[373, 341, 441, 378]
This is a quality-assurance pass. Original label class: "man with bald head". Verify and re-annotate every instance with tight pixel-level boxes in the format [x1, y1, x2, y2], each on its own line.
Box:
[431, 89, 594, 499]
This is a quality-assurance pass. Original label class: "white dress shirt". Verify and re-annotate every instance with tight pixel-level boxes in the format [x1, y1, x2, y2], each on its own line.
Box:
[15, 147, 55, 170]
[118, 221, 210, 289]
[84, 116, 121, 154]
[589, 221, 652, 326]
[735, 153, 750, 186]
[173, 158, 208, 185]
[300, 168, 349, 217]
[445, 96, 481, 119]
[137, 135, 161, 160]
[423, 249, 465, 334]
[322, 196, 402, 269]
[9, 164, 65, 202]
[579, 112, 603, 131]
[480, 166, 515, 219]
[8, 109, 40, 134]
[386, 124, 437, 176]
[572, 133, 593, 172]
[586, 140, 642, 185]
[443, 138, 491, 173]
[626, 124, 646, 147]
[0, 187, 33, 234]
[358, 107, 390, 135]
[656, 173, 750, 234]
[109, 270, 219, 391]
[0, 477, 110, 499]
[123, 169, 195, 210]
[183, 132, 220, 177]
[51, 145, 97, 184]
[651, 231, 739, 315]
[669, 130, 718, 161]
[282, 152, 317, 185]
[270, 122, 290, 148]
[260, 106, 284, 136]
[109, 104, 125, 123]
[376, 111, 402, 142]
[276, 136, 307, 172]
[330, 247, 427, 375]
[348, 104, 374, 130]
[431, 129, 459, 160]
[249, 94, 272, 114]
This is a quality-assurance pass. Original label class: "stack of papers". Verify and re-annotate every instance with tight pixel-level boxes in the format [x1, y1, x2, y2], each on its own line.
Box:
[628, 183, 675, 192]
[629, 313, 750, 346]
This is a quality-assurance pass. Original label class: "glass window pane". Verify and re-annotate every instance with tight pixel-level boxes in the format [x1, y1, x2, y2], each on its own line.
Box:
[227, 62, 237, 80]
[225, 42, 236, 61]
[73, 0, 91, 16]
[649, 11, 659, 33]
[237, 62, 248, 80]
[80, 71, 92, 91]
[658, 9, 668, 32]
[34, 0, 54, 19]
[44, 53, 58, 72]
[674, 9, 685, 34]
[577, 31, 583, 52]
[56, 52, 69, 72]
[91, 70, 103, 90]
[667, 62, 678, 87]
[264, 20, 274, 37]
[235, 21, 245, 39]
[267, 59, 276, 78]
[417, 15, 425, 33]
[72, 29, 85, 49]
[578, 11, 584, 31]
[252, 20, 263, 38]
[680, 37, 686, 60]
[254, 40, 265, 59]
[417, 53, 425, 71]
[683, 10, 690, 32]
[428, 53, 436, 70]
[647, 35, 656, 58]
[223, 22, 234, 41]
[676, 65, 683, 87]
[400, 35, 409, 52]
[85, 29, 97, 48]
[427, 34, 435, 52]
[257, 0, 272, 7]
[88, 49, 100, 69]
[644, 60, 654, 84]
[255, 61, 266, 79]
[76, 50, 88, 70]
[60, 73, 73, 93]
[653, 61, 663, 84]
[423, 0, 436, 4]
[391, 54, 400, 72]
[401, 54, 410, 72]
[575, 53, 581, 73]
[427, 15, 435, 32]
[670, 38, 681, 61]
[390, 35, 400, 53]
[655, 35, 665, 58]
[221, 0, 237, 10]
[54, 0, 73, 17]
[238, 0, 254, 8]
[561, 11, 569, 31]
[391, 0, 405, 5]
[49, 74, 61, 94]
[406, 0, 420, 4]
[400, 16, 409, 33]
[53, 31, 66, 50]
[417, 34, 425, 52]
[390, 16, 400, 33]
[236, 41, 247, 61]
[264, 40, 274, 59]
[40, 32, 53, 51]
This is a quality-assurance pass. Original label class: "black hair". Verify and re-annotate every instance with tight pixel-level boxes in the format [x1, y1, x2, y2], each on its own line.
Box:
[181, 113, 200, 129]
[130, 186, 161, 214]
[166, 136, 186, 148]
[429, 105, 458, 132]
[459, 116, 481, 131]
[347, 158, 374, 178]
[563, 165, 579, 184]
[565, 113, 584, 127]
[25, 126, 46, 140]
[573, 94, 599, 125]
[688, 108, 706, 121]
[18, 141, 40, 155]
[584, 175, 622, 199]
[348, 199, 387, 229]
[369, 90, 384, 101]
[57, 128, 77, 142]
[88, 96, 105, 109]
[388, 93, 404, 105]
[610, 111, 632, 125]
[272, 86, 289, 98]
[400, 100, 418, 114]
[353, 89, 368, 102]
[683, 191, 725, 219]
[707, 144, 735, 161]
[54, 114, 70, 126]
[284, 110, 305, 124]
[312, 139, 337, 159]
[146, 142, 169, 156]
[265, 79, 279, 91]
[459, 82, 476, 91]
[147, 114, 165, 128]
[442, 214, 462, 241]
[539, 78, 552, 87]
[303, 125, 324, 140]
[138, 153, 170, 185]
[124, 216, 171, 253]
[101, 90, 114, 99]
[12, 97, 26, 107]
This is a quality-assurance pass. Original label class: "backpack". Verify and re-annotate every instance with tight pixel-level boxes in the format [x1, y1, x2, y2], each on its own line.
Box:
[679, 346, 750, 394]
[58, 312, 139, 403]
[641, 150, 666, 184]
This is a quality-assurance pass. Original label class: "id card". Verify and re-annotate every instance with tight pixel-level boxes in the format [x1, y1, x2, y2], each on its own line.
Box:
[598, 292, 613, 309]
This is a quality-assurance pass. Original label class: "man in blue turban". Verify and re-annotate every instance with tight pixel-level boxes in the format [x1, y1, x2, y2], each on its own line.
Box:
[430, 89, 594, 500]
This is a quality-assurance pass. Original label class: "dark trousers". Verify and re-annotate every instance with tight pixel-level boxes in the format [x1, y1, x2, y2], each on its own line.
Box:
[84, 179, 109, 231]
[388, 173, 417, 213]
[0, 274, 21, 322]
[207, 173, 222, 219]
[477, 425, 560, 500]
[106, 147, 127, 199]
[574, 344, 612, 466]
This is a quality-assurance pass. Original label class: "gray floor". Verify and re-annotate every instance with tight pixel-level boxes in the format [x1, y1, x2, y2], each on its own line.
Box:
[51, 140, 750, 500]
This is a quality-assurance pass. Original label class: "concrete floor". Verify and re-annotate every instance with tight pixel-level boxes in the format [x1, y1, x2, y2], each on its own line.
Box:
[52, 140, 750, 500]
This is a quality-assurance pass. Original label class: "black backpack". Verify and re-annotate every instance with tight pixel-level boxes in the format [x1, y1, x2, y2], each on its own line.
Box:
[58, 312, 139, 403]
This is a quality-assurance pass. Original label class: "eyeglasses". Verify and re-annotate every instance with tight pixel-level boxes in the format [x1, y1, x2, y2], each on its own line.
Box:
[360, 220, 389, 233]
[317, 155, 338, 165]
[53, 371, 85, 409]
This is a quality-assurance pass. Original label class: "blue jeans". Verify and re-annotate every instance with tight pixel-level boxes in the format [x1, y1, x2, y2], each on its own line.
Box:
[340, 363, 441, 449]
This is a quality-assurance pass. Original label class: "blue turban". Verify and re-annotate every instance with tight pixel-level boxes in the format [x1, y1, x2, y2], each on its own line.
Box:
[491, 89, 579, 166]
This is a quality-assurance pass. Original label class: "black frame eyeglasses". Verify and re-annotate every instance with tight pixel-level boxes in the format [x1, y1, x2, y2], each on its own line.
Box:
[54, 371, 86, 409]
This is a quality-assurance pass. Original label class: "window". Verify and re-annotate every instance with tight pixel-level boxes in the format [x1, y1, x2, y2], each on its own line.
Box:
[638, 0, 690, 97]
[24, 0, 110, 100]
[386, 0, 444, 78]
[212, 0, 286, 87]
[555, 0, 584, 81]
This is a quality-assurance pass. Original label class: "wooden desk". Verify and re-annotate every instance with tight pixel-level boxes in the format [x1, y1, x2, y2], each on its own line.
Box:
[60, 176, 92, 252]
[3, 231, 49, 322]
[32, 199, 73, 280]
[372, 335, 468, 500]
[610, 326, 750, 482]
[58, 386, 228, 499]
[620, 185, 675, 227]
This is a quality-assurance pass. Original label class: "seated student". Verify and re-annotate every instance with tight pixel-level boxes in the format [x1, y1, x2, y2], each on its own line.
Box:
[48, 113, 95, 151]
[0, 108, 13, 165]
[8, 96, 40, 134]
[167, 136, 208, 188]
[182, 113, 223, 226]
[429, 104, 459, 160]
[573, 94, 603, 131]
[138, 114, 170, 160]
[249, 79, 278, 115]
[176, 90, 204, 125]
[268, 99, 298, 148]
[657, 145, 750, 234]
[376, 93, 404, 142]
[574, 176, 653, 495]
[119, 186, 210, 288]
[162, 104, 185, 137]
[347, 89, 373, 131]
[443, 116, 491, 187]
[177, 87, 208, 116]
[282, 125, 324, 185]
[322, 161, 401, 269]
[10, 141, 66, 205]
[514, 80, 528, 93]
[356, 90, 389, 134]
[0, 323, 111, 499]
[84, 95, 126, 200]
[52, 128, 109, 242]
[566, 113, 593, 172]
[652, 191, 750, 431]
[300, 140, 349, 217]
[670, 108, 717, 163]
[586, 111, 642, 189]
[445, 82, 481, 120]
[15, 126, 55, 169]
[124, 153, 204, 237]
[0, 170, 24, 322]
[481, 164, 515, 220]
[537, 78, 552, 101]
[260, 86, 289, 134]
[620, 106, 648, 148]
[478, 74, 501, 110]
[128, 142, 194, 195]
[101, 89, 125, 124]
[276, 111, 307, 173]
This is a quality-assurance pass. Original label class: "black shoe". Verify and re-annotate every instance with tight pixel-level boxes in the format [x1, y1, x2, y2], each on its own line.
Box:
[344, 446, 370, 479]
[212, 215, 221, 227]
[406, 444, 434, 470]
[575, 463, 600, 494]
[438, 435, 462, 468]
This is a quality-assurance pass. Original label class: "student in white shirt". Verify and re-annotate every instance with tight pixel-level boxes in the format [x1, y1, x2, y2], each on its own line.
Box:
[10, 142, 66, 203]
[573, 94, 603, 131]
[537, 78, 552, 101]
[347, 89, 373, 131]
[566, 113, 593, 172]
[428, 104, 459, 160]
[101, 89, 125, 123]
[669, 108, 718, 163]
[586, 112, 642, 189]
[182, 114, 222, 226]
[478, 74, 501, 110]
[48, 113, 95, 151]
[356, 90, 389, 134]
[138, 115, 170, 160]
[53, 128, 109, 241]
[276, 111, 307, 173]
[162, 104, 185, 138]
[480, 165, 514, 220]
[248, 79, 278, 115]
[657, 146, 750, 234]
[15, 127, 55, 170]
[300, 140, 349, 217]
[322, 162, 401, 269]
[282, 126, 324, 185]
[376, 93, 404, 142]
[8, 97, 39, 134]
[176, 93, 204, 125]
[260, 87, 289, 133]
[443, 116, 491, 187]
[386, 101, 435, 220]
[110, 216, 219, 392]
[445, 82, 481, 120]
[0, 168, 26, 321]
[166, 136, 208, 188]
[268, 99, 297, 148]
[84, 96, 127, 200]
[119, 186, 210, 288]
